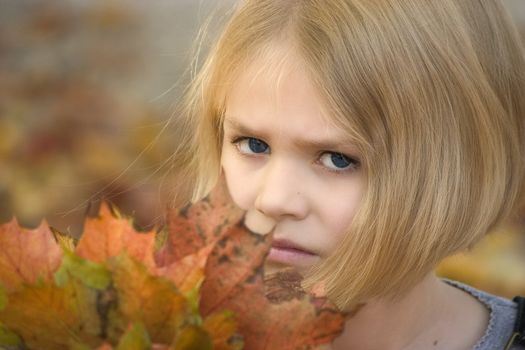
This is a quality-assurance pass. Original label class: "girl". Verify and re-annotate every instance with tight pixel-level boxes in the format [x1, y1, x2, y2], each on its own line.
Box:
[172, 0, 525, 349]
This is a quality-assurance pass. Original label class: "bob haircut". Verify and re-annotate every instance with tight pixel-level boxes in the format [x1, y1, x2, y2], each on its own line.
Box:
[172, 0, 525, 310]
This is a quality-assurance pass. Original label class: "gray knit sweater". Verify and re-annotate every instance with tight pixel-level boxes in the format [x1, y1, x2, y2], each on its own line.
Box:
[442, 278, 524, 350]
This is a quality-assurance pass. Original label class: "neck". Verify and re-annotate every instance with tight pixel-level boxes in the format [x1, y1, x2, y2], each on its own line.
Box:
[331, 272, 449, 350]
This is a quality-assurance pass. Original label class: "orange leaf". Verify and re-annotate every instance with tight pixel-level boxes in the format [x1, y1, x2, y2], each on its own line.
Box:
[76, 202, 156, 270]
[0, 219, 62, 292]
[157, 244, 212, 295]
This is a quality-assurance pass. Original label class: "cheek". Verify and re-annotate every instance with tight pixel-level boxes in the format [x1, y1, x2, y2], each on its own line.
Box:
[220, 146, 255, 211]
[318, 180, 364, 252]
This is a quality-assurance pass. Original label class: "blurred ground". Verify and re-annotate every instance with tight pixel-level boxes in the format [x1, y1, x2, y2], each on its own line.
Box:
[0, 0, 524, 298]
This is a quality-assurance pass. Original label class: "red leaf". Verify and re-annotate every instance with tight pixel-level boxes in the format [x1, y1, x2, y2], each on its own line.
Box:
[197, 212, 346, 349]
[199, 223, 272, 317]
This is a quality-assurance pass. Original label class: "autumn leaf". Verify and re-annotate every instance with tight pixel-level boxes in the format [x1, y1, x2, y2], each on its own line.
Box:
[161, 176, 346, 349]
[54, 249, 111, 290]
[0, 323, 21, 347]
[107, 253, 195, 345]
[196, 219, 345, 350]
[199, 222, 272, 317]
[115, 322, 151, 350]
[0, 218, 62, 292]
[76, 202, 157, 270]
[156, 244, 212, 296]
[171, 325, 213, 350]
[158, 175, 244, 266]
[0, 276, 104, 349]
[159, 177, 346, 348]
[0, 285, 6, 310]
[202, 310, 243, 350]
[91, 323, 152, 350]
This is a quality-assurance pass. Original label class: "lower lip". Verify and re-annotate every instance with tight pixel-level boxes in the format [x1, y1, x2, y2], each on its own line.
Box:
[267, 247, 319, 266]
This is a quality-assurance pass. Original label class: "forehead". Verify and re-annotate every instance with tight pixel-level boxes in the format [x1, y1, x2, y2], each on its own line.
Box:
[223, 48, 357, 151]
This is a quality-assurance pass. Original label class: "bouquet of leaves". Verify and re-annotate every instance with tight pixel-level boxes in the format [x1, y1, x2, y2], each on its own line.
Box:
[0, 178, 345, 349]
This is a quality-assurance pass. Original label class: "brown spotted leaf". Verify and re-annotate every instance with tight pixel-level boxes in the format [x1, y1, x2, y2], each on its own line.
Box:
[198, 218, 346, 350]
[159, 175, 244, 265]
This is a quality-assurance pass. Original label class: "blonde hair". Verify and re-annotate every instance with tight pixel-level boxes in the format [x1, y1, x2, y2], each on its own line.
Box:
[172, 0, 525, 310]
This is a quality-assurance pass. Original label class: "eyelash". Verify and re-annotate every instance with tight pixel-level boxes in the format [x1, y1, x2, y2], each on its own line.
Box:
[229, 136, 360, 175]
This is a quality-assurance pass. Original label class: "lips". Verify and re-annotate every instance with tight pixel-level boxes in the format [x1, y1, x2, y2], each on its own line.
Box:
[271, 239, 316, 255]
[267, 238, 319, 267]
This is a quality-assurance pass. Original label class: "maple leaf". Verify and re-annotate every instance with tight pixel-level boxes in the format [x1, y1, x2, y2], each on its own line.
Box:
[0, 218, 62, 292]
[107, 253, 195, 344]
[76, 202, 157, 270]
[157, 175, 244, 266]
[202, 310, 243, 350]
[0, 274, 104, 349]
[196, 221, 345, 350]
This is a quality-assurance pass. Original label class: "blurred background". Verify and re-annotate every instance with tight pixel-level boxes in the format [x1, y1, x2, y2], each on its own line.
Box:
[0, 0, 524, 298]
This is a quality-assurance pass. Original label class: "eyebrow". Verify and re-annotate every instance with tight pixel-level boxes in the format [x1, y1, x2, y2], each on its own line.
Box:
[223, 118, 358, 153]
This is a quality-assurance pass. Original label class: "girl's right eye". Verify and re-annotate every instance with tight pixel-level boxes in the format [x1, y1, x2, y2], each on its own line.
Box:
[231, 136, 270, 155]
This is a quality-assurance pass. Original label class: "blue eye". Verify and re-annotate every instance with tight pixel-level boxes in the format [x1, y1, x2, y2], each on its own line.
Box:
[233, 137, 269, 154]
[230, 136, 359, 174]
[319, 152, 359, 173]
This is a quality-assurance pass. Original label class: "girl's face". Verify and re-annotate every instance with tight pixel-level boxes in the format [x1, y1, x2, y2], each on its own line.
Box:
[220, 57, 365, 273]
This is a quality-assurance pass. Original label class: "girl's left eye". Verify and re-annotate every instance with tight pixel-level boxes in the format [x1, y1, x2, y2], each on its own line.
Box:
[318, 152, 360, 173]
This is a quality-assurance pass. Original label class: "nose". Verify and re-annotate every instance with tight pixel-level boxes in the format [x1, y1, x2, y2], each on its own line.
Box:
[254, 157, 308, 220]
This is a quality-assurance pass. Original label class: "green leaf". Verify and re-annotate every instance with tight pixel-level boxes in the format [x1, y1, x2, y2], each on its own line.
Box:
[185, 282, 203, 324]
[54, 250, 111, 290]
[68, 341, 92, 350]
[0, 283, 6, 311]
[0, 323, 21, 347]
[154, 227, 168, 252]
[172, 325, 213, 350]
[116, 322, 151, 350]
